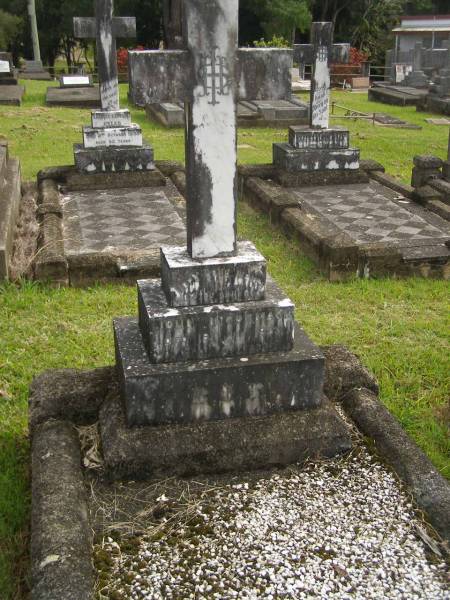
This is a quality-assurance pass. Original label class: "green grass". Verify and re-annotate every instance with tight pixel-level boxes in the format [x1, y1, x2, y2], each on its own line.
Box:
[0, 80, 449, 598]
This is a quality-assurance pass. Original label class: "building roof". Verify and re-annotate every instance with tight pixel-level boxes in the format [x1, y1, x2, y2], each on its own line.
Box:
[393, 15, 450, 34]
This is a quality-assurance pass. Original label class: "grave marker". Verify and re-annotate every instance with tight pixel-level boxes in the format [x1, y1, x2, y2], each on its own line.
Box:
[274, 22, 360, 173]
[73, 0, 153, 173]
[113, 0, 342, 470]
[74, 0, 136, 111]
[128, 4, 292, 259]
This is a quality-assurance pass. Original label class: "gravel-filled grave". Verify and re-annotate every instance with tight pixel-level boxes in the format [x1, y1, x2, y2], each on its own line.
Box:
[85, 413, 449, 600]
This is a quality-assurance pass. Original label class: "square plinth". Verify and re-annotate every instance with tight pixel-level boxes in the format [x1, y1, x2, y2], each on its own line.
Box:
[73, 143, 154, 174]
[273, 143, 360, 172]
[289, 126, 350, 150]
[82, 124, 143, 148]
[161, 241, 267, 307]
[137, 277, 295, 364]
[100, 393, 351, 480]
[114, 317, 324, 427]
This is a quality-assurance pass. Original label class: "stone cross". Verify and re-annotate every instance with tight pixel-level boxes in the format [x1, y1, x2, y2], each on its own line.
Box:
[74, 0, 136, 111]
[294, 23, 349, 129]
[129, 0, 292, 259]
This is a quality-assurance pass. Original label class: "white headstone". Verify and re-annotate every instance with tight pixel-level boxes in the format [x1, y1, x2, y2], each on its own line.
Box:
[0, 60, 11, 73]
[62, 75, 91, 86]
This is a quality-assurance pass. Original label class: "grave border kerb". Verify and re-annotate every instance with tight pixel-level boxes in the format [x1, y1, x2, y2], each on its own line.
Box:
[238, 159, 450, 281]
[33, 161, 187, 287]
[28, 346, 450, 600]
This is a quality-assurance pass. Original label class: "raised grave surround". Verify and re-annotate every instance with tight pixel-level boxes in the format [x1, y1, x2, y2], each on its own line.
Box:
[0, 141, 22, 280]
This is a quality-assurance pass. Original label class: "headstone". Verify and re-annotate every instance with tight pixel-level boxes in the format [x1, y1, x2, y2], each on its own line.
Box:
[274, 23, 359, 173]
[429, 41, 450, 98]
[394, 63, 413, 84]
[113, 0, 344, 470]
[403, 42, 428, 88]
[73, 0, 153, 173]
[0, 52, 17, 85]
[293, 37, 350, 90]
[59, 75, 93, 88]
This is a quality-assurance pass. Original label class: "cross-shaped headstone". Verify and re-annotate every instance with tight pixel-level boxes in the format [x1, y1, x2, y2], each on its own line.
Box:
[294, 23, 349, 129]
[129, 0, 292, 259]
[74, 0, 136, 111]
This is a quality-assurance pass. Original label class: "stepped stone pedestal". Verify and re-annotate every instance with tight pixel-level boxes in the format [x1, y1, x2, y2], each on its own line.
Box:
[274, 126, 360, 173]
[74, 108, 154, 174]
[112, 240, 349, 473]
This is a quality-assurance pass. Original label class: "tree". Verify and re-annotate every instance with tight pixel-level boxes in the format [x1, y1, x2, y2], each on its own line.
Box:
[239, 0, 311, 46]
[0, 9, 21, 50]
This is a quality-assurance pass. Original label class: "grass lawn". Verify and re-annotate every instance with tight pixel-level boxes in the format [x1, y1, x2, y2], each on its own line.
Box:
[0, 80, 449, 598]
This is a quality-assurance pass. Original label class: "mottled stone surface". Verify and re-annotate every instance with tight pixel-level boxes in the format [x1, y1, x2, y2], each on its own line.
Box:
[73, 143, 154, 173]
[138, 277, 294, 364]
[114, 317, 324, 427]
[45, 86, 101, 108]
[273, 143, 360, 172]
[160, 241, 266, 307]
[368, 85, 427, 107]
[100, 392, 351, 479]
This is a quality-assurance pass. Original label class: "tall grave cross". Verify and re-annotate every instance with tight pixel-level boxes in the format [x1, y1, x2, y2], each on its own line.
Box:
[74, 0, 136, 112]
[129, 0, 292, 259]
[294, 23, 349, 129]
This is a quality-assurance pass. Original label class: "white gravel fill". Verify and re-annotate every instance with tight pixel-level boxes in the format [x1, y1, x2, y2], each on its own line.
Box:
[100, 448, 449, 599]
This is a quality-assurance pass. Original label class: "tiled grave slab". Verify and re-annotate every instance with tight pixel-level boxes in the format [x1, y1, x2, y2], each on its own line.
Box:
[291, 181, 449, 245]
[62, 185, 186, 256]
[242, 173, 450, 280]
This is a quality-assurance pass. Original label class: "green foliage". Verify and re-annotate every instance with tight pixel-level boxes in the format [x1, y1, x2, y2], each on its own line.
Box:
[0, 9, 21, 49]
[253, 35, 291, 48]
[261, 0, 311, 42]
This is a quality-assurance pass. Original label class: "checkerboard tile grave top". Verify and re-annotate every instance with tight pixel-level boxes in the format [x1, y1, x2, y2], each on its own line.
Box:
[62, 186, 185, 255]
[293, 181, 449, 245]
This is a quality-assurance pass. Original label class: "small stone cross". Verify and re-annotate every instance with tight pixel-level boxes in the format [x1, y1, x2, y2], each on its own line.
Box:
[294, 23, 349, 129]
[129, 0, 292, 259]
[74, 0, 136, 111]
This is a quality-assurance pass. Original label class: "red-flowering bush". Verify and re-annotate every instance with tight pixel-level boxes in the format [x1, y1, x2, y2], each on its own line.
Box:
[349, 47, 369, 66]
[117, 46, 145, 72]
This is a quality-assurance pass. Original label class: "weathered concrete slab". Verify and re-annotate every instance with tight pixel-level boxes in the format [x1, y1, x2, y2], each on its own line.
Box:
[100, 391, 350, 479]
[368, 84, 428, 107]
[45, 86, 101, 108]
[0, 84, 25, 106]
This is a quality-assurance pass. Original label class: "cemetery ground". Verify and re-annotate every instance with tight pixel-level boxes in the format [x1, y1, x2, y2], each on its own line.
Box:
[0, 80, 449, 597]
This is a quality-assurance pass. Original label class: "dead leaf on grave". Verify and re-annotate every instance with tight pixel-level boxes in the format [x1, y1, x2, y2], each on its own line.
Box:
[415, 524, 443, 557]
[0, 389, 10, 400]
[333, 564, 349, 578]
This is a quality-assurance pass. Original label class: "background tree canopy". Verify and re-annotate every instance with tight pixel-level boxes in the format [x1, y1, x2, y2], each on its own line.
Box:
[0, 0, 447, 67]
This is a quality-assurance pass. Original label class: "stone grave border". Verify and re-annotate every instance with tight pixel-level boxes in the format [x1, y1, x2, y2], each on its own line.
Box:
[28, 346, 450, 600]
[143, 98, 310, 129]
[238, 159, 450, 281]
[34, 160, 187, 287]
[368, 85, 428, 108]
